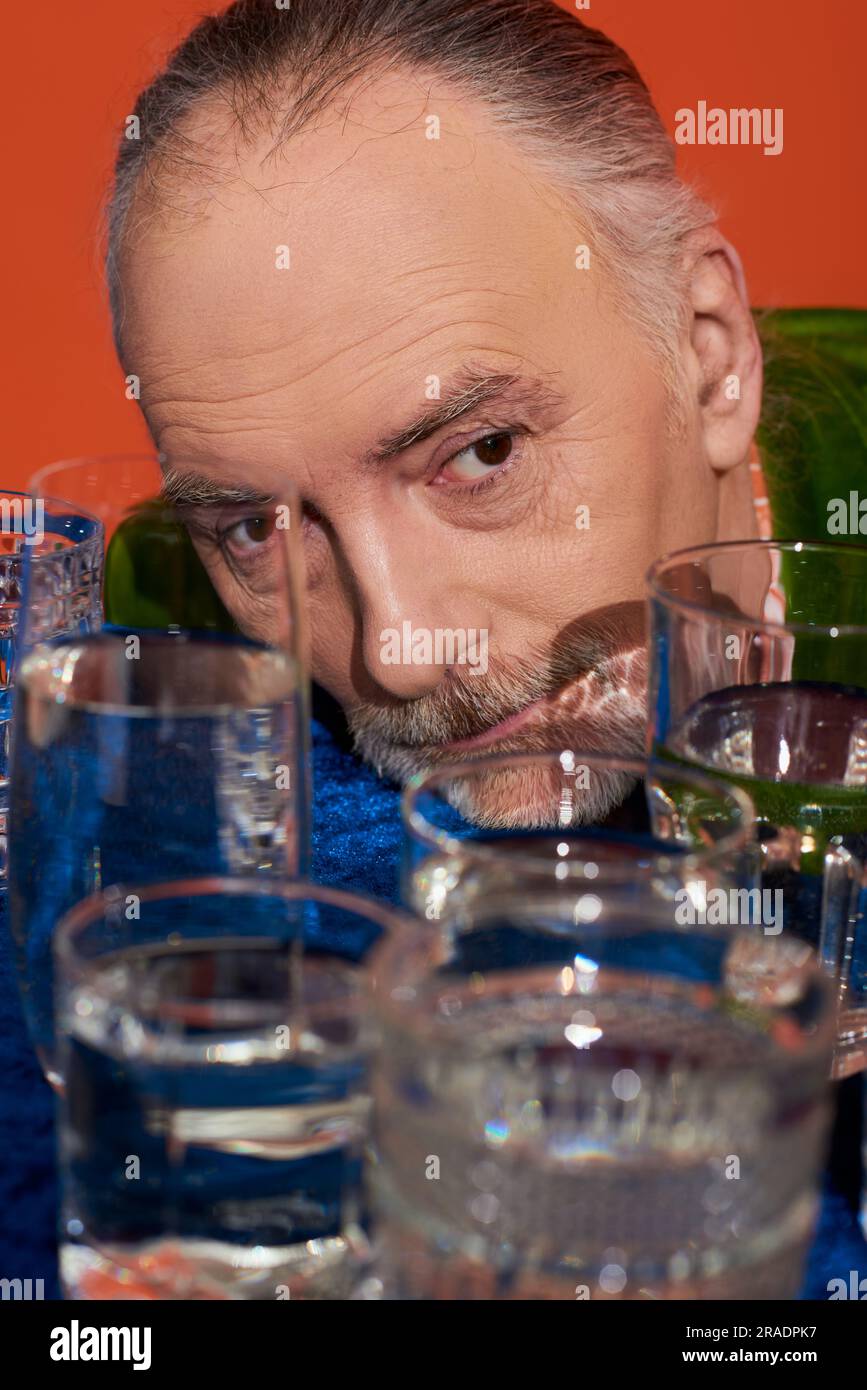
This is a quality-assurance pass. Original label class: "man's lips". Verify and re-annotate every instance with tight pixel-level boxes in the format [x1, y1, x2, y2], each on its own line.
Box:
[440, 643, 648, 757]
[443, 690, 551, 753]
[352, 605, 649, 768]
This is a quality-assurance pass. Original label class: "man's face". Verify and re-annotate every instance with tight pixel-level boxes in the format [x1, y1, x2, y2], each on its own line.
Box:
[118, 74, 720, 823]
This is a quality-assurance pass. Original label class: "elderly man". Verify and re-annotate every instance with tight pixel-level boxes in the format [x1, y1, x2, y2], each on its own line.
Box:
[107, 0, 778, 821]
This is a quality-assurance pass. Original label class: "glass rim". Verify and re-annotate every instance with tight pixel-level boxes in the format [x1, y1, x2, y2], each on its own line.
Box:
[28, 453, 161, 499]
[0, 487, 102, 543]
[647, 537, 867, 639]
[28, 453, 301, 505]
[54, 874, 417, 983]
[16, 634, 301, 718]
[18, 453, 309, 697]
[402, 747, 757, 878]
[373, 889, 837, 1062]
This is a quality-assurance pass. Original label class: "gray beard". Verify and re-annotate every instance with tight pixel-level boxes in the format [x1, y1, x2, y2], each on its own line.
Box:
[438, 759, 642, 830]
[348, 639, 648, 829]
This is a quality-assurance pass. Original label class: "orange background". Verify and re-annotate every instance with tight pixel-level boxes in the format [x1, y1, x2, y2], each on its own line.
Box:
[5, 0, 865, 489]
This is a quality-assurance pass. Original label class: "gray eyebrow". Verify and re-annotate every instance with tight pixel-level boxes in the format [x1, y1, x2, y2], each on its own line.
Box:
[159, 468, 274, 508]
[156, 367, 562, 497]
[366, 367, 564, 463]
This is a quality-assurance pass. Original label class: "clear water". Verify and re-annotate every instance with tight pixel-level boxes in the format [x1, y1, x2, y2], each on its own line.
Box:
[60, 945, 371, 1300]
[667, 682, 867, 831]
[0, 527, 102, 861]
[408, 833, 699, 924]
[667, 681, 867, 1073]
[375, 955, 831, 1300]
[9, 634, 303, 1080]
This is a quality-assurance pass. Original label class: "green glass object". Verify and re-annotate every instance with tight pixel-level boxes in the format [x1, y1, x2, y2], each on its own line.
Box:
[758, 307, 867, 551]
[104, 501, 238, 634]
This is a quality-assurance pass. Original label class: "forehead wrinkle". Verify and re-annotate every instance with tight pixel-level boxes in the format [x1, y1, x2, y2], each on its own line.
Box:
[141, 371, 302, 418]
[137, 268, 555, 470]
[323, 272, 542, 372]
[310, 276, 536, 365]
[135, 337, 295, 401]
[389, 258, 534, 284]
[145, 309, 547, 457]
[147, 296, 533, 417]
[124, 130, 566, 398]
[381, 269, 540, 313]
[138, 252, 530, 389]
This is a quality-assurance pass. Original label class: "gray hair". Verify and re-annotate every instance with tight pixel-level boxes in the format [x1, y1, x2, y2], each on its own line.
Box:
[106, 0, 716, 407]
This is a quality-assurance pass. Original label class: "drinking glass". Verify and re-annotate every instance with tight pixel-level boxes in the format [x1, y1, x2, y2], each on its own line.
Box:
[403, 749, 758, 923]
[54, 877, 413, 1300]
[0, 489, 102, 878]
[9, 455, 310, 1087]
[648, 539, 867, 1078]
[372, 887, 835, 1300]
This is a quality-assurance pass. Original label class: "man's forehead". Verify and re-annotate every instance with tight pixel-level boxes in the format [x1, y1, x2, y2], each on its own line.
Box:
[119, 73, 580, 374]
[114, 72, 615, 492]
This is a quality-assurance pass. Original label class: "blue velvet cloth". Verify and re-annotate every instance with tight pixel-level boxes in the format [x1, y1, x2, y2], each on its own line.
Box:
[0, 715, 864, 1299]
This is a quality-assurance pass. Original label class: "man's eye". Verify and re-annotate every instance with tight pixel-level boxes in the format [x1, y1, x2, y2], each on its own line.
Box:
[221, 515, 275, 552]
[443, 432, 515, 482]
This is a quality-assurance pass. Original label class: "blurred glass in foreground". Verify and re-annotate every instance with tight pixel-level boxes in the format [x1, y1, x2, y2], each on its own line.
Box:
[55, 878, 412, 1300]
[0, 489, 102, 879]
[403, 748, 758, 923]
[648, 539, 867, 1079]
[10, 454, 310, 1088]
[372, 889, 835, 1300]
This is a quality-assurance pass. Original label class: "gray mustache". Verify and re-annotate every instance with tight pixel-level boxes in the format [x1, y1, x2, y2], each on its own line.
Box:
[349, 601, 646, 749]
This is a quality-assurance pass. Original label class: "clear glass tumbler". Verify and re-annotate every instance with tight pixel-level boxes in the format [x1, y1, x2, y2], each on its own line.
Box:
[10, 456, 310, 1087]
[0, 488, 102, 878]
[402, 748, 758, 923]
[647, 539, 867, 1078]
[372, 888, 835, 1300]
[55, 877, 414, 1300]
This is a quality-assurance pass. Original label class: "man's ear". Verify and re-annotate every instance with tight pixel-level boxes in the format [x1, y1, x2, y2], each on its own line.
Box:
[685, 228, 762, 473]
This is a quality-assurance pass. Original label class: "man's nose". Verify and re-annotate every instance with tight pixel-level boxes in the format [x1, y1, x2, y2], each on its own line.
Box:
[343, 528, 487, 700]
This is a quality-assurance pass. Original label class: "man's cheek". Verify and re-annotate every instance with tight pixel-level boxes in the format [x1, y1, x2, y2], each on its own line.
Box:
[309, 628, 358, 705]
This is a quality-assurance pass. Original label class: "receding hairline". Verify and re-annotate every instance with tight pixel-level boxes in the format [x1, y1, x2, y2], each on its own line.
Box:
[106, 0, 717, 425]
[115, 60, 588, 246]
